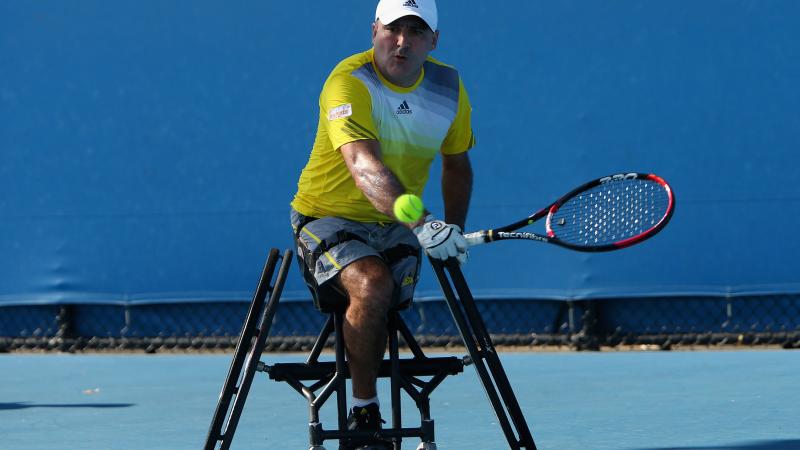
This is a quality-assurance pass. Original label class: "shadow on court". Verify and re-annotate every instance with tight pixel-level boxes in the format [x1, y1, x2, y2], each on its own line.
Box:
[633, 440, 800, 450]
[0, 402, 135, 410]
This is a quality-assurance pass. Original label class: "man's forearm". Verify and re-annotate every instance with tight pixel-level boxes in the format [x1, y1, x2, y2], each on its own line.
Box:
[441, 152, 473, 229]
[341, 140, 406, 219]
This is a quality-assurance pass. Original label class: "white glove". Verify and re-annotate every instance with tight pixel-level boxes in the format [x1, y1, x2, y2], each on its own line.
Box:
[413, 217, 469, 264]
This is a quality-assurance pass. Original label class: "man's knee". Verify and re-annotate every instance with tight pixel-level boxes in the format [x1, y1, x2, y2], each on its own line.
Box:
[340, 257, 395, 308]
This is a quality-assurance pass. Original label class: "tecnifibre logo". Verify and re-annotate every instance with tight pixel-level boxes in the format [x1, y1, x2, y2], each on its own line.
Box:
[403, 0, 419, 8]
[396, 100, 412, 114]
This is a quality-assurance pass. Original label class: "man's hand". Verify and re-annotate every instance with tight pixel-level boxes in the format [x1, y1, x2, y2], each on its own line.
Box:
[413, 217, 469, 264]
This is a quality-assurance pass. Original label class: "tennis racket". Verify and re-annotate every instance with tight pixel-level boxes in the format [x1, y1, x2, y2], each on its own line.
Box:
[464, 173, 675, 252]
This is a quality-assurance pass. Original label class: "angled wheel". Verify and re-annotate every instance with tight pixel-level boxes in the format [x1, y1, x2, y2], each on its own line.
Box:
[204, 248, 293, 450]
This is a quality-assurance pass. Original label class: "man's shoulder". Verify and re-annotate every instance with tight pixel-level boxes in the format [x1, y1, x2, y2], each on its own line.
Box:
[423, 56, 462, 90]
[318, 50, 378, 105]
[329, 49, 374, 78]
[425, 55, 457, 71]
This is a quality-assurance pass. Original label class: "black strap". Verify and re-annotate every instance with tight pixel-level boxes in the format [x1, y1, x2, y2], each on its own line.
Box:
[310, 230, 367, 261]
[293, 214, 318, 239]
[296, 215, 419, 265]
[380, 244, 420, 265]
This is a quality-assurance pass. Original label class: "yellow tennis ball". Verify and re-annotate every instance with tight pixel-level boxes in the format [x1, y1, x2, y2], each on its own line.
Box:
[393, 194, 424, 223]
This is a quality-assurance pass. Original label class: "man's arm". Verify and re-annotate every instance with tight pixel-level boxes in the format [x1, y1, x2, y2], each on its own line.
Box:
[340, 139, 425, 227]
[341, 139, 470, 261]
[441, 151, 473, 230]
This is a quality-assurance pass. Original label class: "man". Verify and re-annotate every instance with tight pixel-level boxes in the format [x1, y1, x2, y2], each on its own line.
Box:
[290, 0, 474, 447]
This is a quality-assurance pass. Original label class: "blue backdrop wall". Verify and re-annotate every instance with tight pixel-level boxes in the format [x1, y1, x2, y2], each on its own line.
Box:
[2, 1, 799, 306]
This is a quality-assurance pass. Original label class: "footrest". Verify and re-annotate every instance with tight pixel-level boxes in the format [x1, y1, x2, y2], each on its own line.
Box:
[265, 356, 464, 381]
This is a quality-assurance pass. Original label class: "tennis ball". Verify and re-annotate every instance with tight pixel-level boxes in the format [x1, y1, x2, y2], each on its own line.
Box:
[393, 194, 424, 223]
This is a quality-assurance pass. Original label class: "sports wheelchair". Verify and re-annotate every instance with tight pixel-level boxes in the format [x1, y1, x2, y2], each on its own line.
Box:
[204, 248, 537, 450]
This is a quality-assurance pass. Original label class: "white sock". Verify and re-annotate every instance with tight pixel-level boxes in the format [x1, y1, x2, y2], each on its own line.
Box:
[352, 396, 379, 408]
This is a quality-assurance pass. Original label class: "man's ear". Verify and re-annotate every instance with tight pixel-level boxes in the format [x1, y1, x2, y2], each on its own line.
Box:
[431, 30, 440, 50]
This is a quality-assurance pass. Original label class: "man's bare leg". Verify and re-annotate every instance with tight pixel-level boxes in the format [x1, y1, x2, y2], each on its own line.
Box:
[338, 256, 394, 400]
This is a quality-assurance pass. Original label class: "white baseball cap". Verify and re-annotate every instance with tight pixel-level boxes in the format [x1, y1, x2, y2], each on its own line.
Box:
[375, 0, 438, 32]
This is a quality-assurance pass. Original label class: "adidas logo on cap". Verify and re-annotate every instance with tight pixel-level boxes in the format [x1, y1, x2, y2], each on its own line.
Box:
[403, 0, 419, 7]
[396, 100, 412, 115]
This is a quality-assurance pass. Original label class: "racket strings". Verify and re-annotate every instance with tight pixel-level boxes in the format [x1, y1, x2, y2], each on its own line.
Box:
[550, 179, 670, 246]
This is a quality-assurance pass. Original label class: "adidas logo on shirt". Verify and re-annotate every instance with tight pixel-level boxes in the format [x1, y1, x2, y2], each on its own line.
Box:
[403, 0, 419, 7]
[396, 100, 412, 115]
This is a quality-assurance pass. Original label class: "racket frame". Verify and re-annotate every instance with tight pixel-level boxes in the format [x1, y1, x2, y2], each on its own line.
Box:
[464, 173, 675, 252]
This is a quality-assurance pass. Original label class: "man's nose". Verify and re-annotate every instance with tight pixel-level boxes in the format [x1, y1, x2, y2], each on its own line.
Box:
[396, 30, 411, 48]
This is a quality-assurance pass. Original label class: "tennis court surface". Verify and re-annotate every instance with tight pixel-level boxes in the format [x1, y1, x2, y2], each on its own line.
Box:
[2, 350, 797, 450]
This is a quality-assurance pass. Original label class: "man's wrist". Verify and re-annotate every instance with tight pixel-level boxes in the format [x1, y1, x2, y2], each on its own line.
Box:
[410, 213, 433, 231]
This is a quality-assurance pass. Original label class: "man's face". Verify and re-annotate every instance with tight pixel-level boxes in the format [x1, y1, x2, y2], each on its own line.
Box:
[372, 16, 439, 87]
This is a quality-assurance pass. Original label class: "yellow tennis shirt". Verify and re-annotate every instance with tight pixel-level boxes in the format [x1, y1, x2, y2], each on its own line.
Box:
[291, 48, 475, 223]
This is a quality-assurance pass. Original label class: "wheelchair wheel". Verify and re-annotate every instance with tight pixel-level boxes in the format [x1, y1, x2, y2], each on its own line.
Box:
[204, 248, 292, 450]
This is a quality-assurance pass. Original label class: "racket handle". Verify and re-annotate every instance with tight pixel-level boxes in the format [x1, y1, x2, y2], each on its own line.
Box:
[463, 231, 488, 247]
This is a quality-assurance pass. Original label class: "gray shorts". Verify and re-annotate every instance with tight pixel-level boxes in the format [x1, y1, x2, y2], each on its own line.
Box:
[291, 209, 422, 306]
